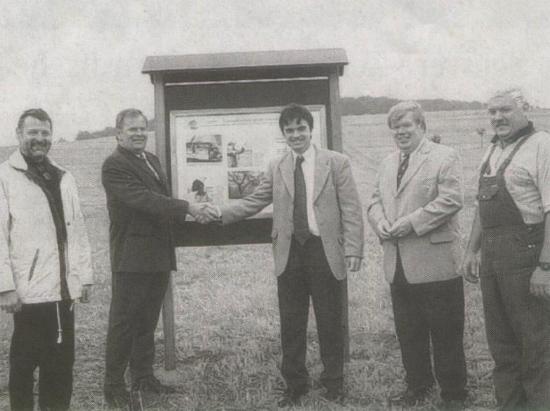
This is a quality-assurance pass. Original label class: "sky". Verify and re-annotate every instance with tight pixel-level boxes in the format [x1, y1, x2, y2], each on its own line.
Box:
[1, 0, 550, 146]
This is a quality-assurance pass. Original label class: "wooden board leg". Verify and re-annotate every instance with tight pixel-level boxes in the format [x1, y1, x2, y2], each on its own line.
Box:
[342, 278, 350, 363]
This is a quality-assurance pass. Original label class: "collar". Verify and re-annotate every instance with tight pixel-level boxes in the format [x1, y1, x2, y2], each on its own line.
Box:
[291, 144, 315, 164]
[491, 121, 535, 146]
[8, 149, 65, 173]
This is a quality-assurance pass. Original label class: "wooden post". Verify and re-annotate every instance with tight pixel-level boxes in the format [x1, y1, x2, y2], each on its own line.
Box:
[328, 69, 350, 362]
[153, 73, 177, 370]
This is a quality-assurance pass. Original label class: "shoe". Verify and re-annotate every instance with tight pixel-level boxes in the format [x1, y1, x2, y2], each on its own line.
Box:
[439, 399, 466, 411]
[322, 388, 345, 404]
[132, 375, 176, 394]
[388, 387, 431, 407]
[104, 386, 130, 409]
[277, 387, 308, 408]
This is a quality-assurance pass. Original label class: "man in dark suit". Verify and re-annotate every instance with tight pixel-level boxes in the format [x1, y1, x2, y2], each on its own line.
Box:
[202, 104, 364, 406]
[102, 108, 202, 408]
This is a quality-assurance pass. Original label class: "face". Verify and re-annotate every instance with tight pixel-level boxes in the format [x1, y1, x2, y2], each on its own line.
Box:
[117, 114, 147, 154]
[282, 118, 312, 154]
[488, 96, 529, 141]
[390, 111, 424, 153]
[16, 116, 52, 162]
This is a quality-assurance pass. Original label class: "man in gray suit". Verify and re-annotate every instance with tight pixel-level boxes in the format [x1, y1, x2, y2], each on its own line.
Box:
[367, 101, 467, 409]
[201, 103, 363, 406]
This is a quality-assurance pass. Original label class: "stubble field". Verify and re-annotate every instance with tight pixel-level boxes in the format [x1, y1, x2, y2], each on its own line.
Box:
[1, 110, 550, 410]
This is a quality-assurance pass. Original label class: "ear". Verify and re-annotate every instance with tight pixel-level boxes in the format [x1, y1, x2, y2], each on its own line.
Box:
[15, 127, 22, 140]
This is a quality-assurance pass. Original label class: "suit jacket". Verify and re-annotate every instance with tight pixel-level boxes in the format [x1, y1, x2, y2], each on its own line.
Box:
[221, 146, 364, 280]
[367, 138, 463, 284]
[101, 146, 189, 273]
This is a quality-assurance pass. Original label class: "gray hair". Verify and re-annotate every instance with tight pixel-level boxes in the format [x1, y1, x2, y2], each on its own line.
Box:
[490, 88, 530, 111]
[387, 101, 426, 131]
[115, 108, 148, 130]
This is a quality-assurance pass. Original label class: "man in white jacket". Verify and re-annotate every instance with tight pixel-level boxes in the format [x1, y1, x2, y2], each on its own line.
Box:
[0, 108, 94, 411]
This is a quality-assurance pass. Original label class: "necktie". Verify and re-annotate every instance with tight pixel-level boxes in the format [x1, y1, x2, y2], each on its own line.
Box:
[140, 153, 160, 180]
[293, 155, 311, 245]
[397, 153, 410, 188]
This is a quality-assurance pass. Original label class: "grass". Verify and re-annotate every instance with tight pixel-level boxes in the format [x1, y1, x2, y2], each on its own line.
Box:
[1, 110, 550, 410]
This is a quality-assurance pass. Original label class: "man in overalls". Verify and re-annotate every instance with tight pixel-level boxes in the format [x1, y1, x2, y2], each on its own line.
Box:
[462, 88, 550, 410]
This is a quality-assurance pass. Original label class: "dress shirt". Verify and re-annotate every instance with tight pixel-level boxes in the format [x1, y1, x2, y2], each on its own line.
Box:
[291, 145, 320, 236]
[137, 152, 160, 180]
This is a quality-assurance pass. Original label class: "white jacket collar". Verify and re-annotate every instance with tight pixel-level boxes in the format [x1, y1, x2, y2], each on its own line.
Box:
[8, 149, 66, 172]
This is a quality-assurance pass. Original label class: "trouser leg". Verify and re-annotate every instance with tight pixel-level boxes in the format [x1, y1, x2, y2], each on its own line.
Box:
[278, 239, 310, 391]
[306, 237, 344, 392]
[104, 272, 149, 390]
[390, 253, 434, 391]
[480, 273, 526, 410]
[492, 269, 550, 410]
[38, 301, 75, 411]
[9, 306, 41, 411]
[129, 272, 170, 382]
[423, 278, 467, 401]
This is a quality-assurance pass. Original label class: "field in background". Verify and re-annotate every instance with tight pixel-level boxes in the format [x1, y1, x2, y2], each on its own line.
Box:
[1, 110, 550, 410]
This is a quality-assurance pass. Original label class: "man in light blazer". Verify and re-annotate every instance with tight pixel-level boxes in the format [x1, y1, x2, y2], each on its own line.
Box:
[367, 101, 467, 410]
[202, 103, 363, 406]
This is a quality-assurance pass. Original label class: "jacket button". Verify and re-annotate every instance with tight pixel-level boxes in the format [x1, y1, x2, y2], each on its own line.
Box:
[67, 222, 71, 226]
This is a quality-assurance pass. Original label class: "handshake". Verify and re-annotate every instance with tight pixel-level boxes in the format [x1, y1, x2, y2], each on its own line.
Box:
[187, 203, 222, 224]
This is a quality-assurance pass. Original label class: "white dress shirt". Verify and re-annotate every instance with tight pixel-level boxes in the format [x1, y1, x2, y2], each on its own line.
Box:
[292, 145, 320, 236]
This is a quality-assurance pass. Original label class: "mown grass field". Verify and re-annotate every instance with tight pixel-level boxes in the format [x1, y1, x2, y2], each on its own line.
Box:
[1, 110, 550, 410]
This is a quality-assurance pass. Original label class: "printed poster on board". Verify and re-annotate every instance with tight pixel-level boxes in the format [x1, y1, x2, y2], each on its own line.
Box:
[170, 105, 326, 220]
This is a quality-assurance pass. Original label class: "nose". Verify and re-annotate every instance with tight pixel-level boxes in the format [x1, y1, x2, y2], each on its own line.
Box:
[493, 110, 503, 121]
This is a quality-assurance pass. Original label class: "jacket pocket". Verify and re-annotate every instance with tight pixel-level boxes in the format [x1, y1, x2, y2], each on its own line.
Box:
[430, 231, 454, 244]
[28, 248, 40, 281]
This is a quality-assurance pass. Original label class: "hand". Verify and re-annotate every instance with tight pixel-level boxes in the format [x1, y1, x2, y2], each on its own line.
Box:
[80, 285, 92, 303]
[376, 219, 392, 240]
[530, 268, 550, 300]
[0, 290, 22, 313]
[389, 217, 413, 238]
[461, 250, 481, 283]
[346, 256, 362, 272]
[196, 203, 220, 224]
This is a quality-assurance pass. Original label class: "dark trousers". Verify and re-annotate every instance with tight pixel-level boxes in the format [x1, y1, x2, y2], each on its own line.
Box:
[277, 236, 344, 392]
[390, 252, 467, 401]
[9, 301, 75, 411]
[480, 270, 550, 410]
[104, 271, 170, 389]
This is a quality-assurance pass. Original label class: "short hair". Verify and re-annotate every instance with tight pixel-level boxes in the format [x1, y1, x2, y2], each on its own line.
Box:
[17, 108, 52, 131]
[115, 108, 148, 130]
[279, 103, 314, 132]
[490, 88, 530, 111]
[387, 101, 426, 131]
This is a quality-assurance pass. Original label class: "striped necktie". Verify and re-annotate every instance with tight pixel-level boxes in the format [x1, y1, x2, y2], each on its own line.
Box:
[397, 153, 410, 188]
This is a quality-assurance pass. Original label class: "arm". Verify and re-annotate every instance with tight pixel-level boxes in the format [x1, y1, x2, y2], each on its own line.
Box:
[461, 207, 482, 283]
[366, 168, 392, 241]
[530, 212, 550, 299]
[67, 174, 94, 287]
[406, 149, 464, 236]
[0, 179, 21, 312]
[221, 163, 274, 225]
[102, 158, 190, 218]
[335, 156, 364, 265]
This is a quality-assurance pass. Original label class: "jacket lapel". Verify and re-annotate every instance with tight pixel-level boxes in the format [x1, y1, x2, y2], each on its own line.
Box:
[396, 139, 430, 195]
[313, 148, 330, 203]
[389, 151, 400, 197]
[279, 152, 294, 199]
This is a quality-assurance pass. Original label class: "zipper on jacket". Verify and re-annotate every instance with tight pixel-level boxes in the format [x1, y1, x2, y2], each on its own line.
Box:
[28, 248, 40, 281]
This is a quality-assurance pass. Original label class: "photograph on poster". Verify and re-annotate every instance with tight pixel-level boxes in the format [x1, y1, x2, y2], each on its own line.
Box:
[185, 134, 223, 164]
[170, 105, 326, 220]
[227, 170, 265, 199]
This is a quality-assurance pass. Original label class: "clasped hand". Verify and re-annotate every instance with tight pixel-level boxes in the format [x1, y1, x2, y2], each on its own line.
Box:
[377, 217, 413, 240]
[188, 203, 220, 224]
